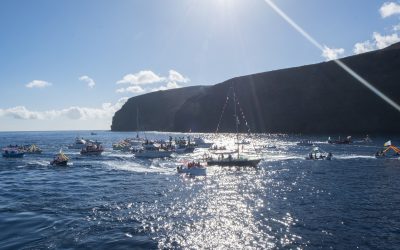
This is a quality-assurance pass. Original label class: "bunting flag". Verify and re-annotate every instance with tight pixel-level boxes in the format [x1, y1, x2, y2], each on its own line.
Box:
[384, 140, 391, 147]
[215, 87, 253, 134]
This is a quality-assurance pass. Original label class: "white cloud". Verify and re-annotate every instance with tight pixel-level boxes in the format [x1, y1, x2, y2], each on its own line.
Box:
[116, 86, 145, 94]
[26, 80, 52, 88]
[353, 40, 375, 54]
[151, 81, 181, 92]
[168, 70, 189, 83]
[116, 70, 165, 85]
[321, 46, 345, 61]
[380, 2, 400, 18]
[393, 23, 400, 31]
[79, 75, 95, 88]
[353, 31, 400, 54]
[115, 69, 190, 94]
[0, 97, 129, 121]
[373, 31, 400, 49]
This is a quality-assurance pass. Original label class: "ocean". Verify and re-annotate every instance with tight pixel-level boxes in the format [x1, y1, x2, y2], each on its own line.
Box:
[0, 131, 399, 249]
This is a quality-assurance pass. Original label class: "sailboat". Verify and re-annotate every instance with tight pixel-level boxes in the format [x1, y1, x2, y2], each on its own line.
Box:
[113, 106, 144, 151]
[206, 87, 261, 167]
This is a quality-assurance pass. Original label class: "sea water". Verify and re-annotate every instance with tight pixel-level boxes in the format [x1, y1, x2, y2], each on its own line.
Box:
[0, 131, 399, 249]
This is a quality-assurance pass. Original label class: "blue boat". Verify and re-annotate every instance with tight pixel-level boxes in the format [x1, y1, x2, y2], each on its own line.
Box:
[2, 147, 25, 158]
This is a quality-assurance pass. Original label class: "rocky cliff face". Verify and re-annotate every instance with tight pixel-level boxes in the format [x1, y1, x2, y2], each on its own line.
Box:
[111, 43, 400, 133]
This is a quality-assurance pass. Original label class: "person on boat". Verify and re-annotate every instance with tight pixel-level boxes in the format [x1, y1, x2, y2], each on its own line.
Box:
[309, 152, 313, 159]
[228, 154, 232, 161]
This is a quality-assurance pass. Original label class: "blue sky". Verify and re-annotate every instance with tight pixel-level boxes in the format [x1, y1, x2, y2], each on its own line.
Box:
[0, 0, 400, 131]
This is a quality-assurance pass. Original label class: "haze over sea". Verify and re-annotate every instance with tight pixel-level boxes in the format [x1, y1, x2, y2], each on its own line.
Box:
[1, 131, 399, 249]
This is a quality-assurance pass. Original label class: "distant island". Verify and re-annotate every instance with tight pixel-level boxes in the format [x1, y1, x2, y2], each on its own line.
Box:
[111, 42, 400, 134]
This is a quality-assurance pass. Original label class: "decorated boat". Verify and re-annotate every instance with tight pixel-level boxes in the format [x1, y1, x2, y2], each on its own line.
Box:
[375, 140, 400, 158]
[50, 150, 69, 166]
[206, 86, 261, 167]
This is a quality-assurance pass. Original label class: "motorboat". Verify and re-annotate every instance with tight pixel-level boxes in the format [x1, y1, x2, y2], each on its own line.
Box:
[50, 150, 69, 166]
[297, 140, 314, 146]
[305, 147, 333, 160]
[134, 141, 173, 158]
[328, 136, 352, 144]
[177, 162, 207, 176]
[68, 137, 87, 149]
[209, 145, 227, 151]
[2, 146, 24, 158]
[80, 141, 104, 156]
[174, 137, 195, 154]
[235, 139, 251, 145]
[193, 137, 213, 148]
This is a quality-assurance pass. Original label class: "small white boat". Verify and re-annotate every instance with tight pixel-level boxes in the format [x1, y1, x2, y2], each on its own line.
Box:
[177, 162, 206, 176]
[134, 142, 173, 158]
[305, 147, 332, 160]
[193, 137, 213, 148]
[68, 137, 87, 149]
[297, 140, 314, 146]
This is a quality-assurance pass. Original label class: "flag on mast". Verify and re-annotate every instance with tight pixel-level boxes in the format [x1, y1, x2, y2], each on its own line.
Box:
[384, 140, 391, 147]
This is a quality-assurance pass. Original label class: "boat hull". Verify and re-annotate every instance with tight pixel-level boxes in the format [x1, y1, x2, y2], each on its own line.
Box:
[50, 160, 68, 166]
[80, 151, 103, 156]
[175, 147, 195, 154]
[177, 167, 206, 176]
[207, 158, 261, 167]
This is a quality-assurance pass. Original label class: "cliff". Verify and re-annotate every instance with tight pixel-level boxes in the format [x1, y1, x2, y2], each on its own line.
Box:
[111, 43, 400, 133]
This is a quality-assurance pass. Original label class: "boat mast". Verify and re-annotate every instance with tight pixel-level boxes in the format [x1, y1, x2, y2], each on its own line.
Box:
[233, 88, 240, 159]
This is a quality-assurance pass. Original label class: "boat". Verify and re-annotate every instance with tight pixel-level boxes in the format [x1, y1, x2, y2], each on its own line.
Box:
[22, 144, 42, 154]
[328, 136, 352, 144]
[80, 141, 104, 156]
[90, 132, 97, 135]
[50, 150, 69, 166]
[174, 137, 195, 154]
[193, 137, 213, 148]
[2, 146, 24, 158]
[206, 87, 261, 167]
[68, 137, 87, 149]
[134, 141, 173, 158]
[207, 154, 261, 167]
[375, 140, 400, 158]
[209, 145, 227, 151]
[177, 161, 207, 176]
[305, 147, 333, 160]
[297, 140, 314, 146]
[235, 139, 251, 145]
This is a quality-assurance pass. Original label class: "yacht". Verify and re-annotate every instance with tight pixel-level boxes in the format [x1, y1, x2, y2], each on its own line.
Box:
[134, 141, 173, 158]
[68, 137, 87, 149]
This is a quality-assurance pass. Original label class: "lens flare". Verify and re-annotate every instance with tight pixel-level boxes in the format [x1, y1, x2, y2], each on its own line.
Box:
[263, 0, 400, 113]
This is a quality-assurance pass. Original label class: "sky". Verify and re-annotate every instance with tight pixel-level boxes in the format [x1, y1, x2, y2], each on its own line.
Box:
[1, 0, 400, 131]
